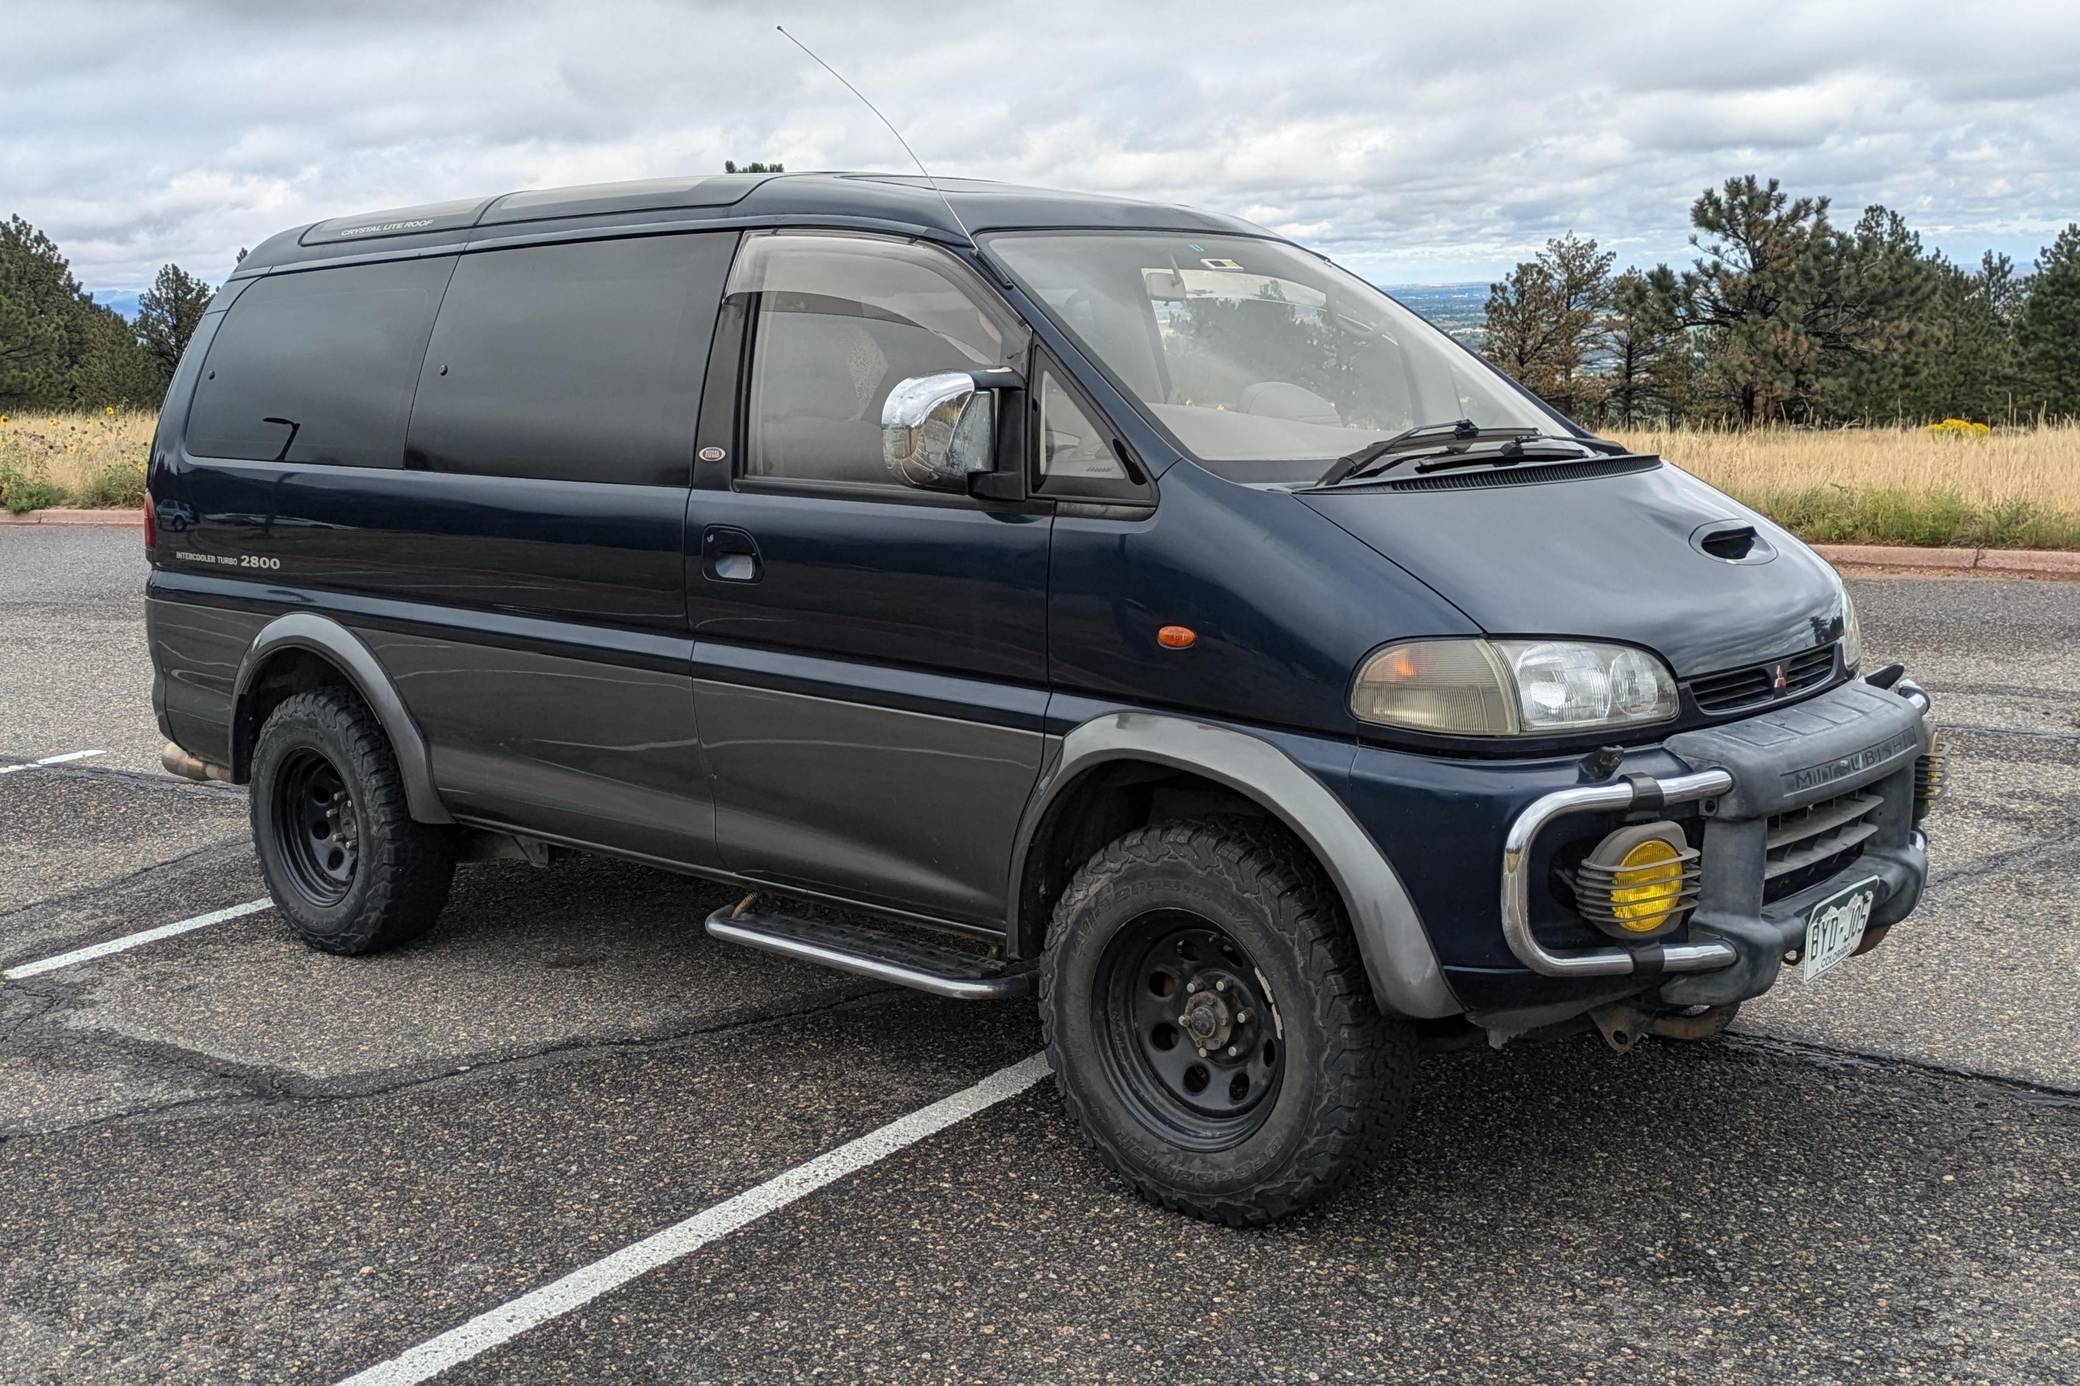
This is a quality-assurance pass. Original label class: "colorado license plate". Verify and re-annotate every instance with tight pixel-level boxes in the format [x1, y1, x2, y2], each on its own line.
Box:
[1800, 877, 1879, 983]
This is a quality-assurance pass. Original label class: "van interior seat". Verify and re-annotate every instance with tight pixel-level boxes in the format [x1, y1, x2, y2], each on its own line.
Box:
[752, 313, 891, 481]
[752, 311, 982, 485]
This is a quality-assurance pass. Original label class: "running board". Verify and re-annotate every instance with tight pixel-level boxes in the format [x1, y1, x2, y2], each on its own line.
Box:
[703, 905, 1032, 1001]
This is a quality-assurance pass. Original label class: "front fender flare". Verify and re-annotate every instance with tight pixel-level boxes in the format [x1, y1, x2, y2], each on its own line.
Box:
[1009, 712, 1457, 1020]
[233, 613, 451, 825]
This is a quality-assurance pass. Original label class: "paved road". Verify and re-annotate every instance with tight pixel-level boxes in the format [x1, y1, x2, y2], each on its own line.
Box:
[2, 527, 2076, 1383]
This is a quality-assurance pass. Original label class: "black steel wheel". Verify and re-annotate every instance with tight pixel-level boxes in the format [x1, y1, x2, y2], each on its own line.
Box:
[272, 747, 358, 906]
[1096, 911, 1284, 1151]
[249, 687, 455, 955]
[1039, 817, 1419, 1226]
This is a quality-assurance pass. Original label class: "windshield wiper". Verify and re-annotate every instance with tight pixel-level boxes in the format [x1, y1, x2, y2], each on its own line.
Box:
[1408, 437, 1609, 473]
[1315, 420, 1542, 487]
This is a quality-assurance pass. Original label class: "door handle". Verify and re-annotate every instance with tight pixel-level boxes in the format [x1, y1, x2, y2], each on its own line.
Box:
[703, 525, 762, 583]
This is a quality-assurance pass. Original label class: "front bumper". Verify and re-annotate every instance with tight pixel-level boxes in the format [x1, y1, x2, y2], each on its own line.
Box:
[1499, 674, 1934, 1006]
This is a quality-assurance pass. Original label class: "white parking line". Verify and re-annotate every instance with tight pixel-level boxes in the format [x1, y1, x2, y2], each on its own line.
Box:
[336, 1051, 1052, 1386]
[0, 748, 108, 775]
[2, 898, 274, 980]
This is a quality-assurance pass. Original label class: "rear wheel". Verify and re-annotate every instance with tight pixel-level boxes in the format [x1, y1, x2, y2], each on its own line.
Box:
[1039, 817, 1418, 1225]
[250, 687, 455, 955]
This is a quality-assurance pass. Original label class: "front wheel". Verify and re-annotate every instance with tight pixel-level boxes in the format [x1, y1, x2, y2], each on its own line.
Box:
[250, 687, 456, 955]
[1039, 817, 1418, 1225]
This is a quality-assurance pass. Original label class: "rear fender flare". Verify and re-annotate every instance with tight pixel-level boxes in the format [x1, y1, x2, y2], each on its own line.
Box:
[233, 613, 451, 824]
[1009, 712, 1457, 1020]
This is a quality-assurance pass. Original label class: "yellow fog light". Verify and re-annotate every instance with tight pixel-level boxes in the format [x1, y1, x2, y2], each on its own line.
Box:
[1574, 822, 1701, 941]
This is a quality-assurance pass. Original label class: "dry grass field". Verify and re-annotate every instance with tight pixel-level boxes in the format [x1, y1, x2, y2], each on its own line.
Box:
[1609, 422, 2080, 549]
[0, 407, 153, 512]
[4, 409, 2078, 548]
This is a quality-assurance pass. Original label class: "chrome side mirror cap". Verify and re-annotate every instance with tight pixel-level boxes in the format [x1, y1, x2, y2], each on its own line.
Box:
[882, 372, 996, 491]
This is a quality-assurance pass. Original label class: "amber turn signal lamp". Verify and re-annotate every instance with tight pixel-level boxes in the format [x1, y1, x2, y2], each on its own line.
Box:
[1157, 625, 1197, 649]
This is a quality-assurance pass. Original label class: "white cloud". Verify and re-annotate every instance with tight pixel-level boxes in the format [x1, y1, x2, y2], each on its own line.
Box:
[9, 0, 2079, 293]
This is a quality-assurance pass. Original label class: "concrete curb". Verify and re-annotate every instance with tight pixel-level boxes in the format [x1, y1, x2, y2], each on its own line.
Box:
[0, 506, 144, 527]
[1815, 542, 2080, 579]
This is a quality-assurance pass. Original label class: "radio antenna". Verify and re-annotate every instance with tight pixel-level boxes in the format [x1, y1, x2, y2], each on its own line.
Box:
[774, 24, 978, 251]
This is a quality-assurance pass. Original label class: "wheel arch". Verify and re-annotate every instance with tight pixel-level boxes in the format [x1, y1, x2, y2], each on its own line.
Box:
[1008, 712, 1457, 1020]
[232, 613, 451, 824]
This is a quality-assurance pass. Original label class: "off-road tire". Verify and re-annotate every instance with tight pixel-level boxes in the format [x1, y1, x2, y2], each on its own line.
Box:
[1039, 816, 1418, 1225]
[250, 687, 455, 955]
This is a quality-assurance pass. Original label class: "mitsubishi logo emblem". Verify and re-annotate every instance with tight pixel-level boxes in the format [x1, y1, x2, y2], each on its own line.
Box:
[1771, 662, 1790, 691]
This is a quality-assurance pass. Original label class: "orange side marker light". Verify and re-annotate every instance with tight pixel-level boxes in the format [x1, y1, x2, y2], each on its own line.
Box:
[1157, 625, 1197, 650]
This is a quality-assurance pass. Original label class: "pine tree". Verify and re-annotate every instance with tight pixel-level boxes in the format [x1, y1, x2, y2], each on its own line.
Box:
[136, 263, 215, 388]
[1601, 266, 1687, 426]
[2015, 225, 2080, 419]
[0, 216, 77, 404]
[1481, 233, 1613, 419]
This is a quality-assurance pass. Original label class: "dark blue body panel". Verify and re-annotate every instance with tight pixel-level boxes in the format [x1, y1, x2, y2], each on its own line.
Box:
[1045, 462, 1479, 735]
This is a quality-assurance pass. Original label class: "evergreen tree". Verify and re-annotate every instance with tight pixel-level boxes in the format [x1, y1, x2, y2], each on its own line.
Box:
[1481, 233, 1613, 419]
[2016, 225, 2080, 418]
[1601, 265, 1687, 426]
[0, 215, 161, 408]
[136, 263, 215, 388]
[1680, 177, 1845, 424]
[0, 216, 78, 404]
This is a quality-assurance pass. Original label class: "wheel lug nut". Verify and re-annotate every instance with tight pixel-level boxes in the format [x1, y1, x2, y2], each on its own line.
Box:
[1226, 1045, 1239, 1057]
[1196, 1046, 1208, 1058]
[1236, 1010, 1253, 1025]
[1214, 979, 1227, 992]
[1186, 979, 1201, 993]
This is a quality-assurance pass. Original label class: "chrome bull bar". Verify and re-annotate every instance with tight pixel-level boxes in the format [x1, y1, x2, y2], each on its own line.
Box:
[1499, 768, 1737, 977]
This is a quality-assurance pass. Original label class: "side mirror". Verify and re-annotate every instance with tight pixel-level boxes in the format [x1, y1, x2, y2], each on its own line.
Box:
[882, 372, 996, 492]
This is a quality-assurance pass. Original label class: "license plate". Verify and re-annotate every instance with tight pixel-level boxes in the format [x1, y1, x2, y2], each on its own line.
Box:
[1800, 876, 1880, 983]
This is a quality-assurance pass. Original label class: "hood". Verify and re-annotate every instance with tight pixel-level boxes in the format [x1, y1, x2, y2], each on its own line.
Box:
[1298, 461, 1846, 677]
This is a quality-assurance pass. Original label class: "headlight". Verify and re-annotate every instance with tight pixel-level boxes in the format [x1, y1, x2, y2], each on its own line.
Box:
[1839, 588, 1863, 672]
[1352, 638, 1678, 736]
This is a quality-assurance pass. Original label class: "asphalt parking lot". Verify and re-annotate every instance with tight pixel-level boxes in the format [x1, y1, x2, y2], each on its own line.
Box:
[3, 524, 2077, 1384]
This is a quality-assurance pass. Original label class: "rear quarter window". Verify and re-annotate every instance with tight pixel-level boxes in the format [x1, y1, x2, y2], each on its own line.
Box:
[185, 258, 453, 468]
[403, 232, 737, 487]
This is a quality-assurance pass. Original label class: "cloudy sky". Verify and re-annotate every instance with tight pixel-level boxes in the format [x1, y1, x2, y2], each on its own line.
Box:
[14, 0, 2080, 301]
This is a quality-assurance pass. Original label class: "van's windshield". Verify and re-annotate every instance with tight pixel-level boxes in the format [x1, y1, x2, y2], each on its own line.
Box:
[986, 231, 1554, 481]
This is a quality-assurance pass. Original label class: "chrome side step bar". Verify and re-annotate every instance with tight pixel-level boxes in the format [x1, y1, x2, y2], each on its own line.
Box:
[703, 904, 1032, 1001]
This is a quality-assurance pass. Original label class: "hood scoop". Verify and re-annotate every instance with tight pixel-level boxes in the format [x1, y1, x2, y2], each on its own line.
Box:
[1376, 454, 1658, 492]
[1691, 519, 1777, 565]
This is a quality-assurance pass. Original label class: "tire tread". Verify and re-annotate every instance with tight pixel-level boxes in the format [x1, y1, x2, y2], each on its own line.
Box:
[1039, 815, 1418, 1226]
[251, 688, 454, 955]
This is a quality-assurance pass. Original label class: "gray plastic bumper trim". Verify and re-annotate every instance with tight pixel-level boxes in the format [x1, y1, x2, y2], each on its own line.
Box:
[1013, 712, 1458, 1020]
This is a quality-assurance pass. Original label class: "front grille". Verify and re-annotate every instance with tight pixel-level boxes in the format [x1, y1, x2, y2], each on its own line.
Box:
[1689, 643, 1837, 716]
[1762, 788, 1883, 903]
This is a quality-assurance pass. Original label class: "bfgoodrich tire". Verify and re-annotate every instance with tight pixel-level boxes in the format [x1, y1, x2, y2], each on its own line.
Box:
[1039, 817, 1418, 1225]
[250, 687, 455, 955]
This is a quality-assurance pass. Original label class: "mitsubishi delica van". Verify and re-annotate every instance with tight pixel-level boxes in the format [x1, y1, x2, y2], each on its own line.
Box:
[145, 172, 1940, 1224]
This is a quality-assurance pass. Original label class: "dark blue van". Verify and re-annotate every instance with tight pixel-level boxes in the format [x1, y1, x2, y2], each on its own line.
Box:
[146, 173, 1939, 1224]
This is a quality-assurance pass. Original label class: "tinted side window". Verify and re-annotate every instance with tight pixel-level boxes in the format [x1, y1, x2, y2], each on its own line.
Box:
[186, 259, 452, 467]
[731, 234, 1023, 488]
[405, 233, 736, 486]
